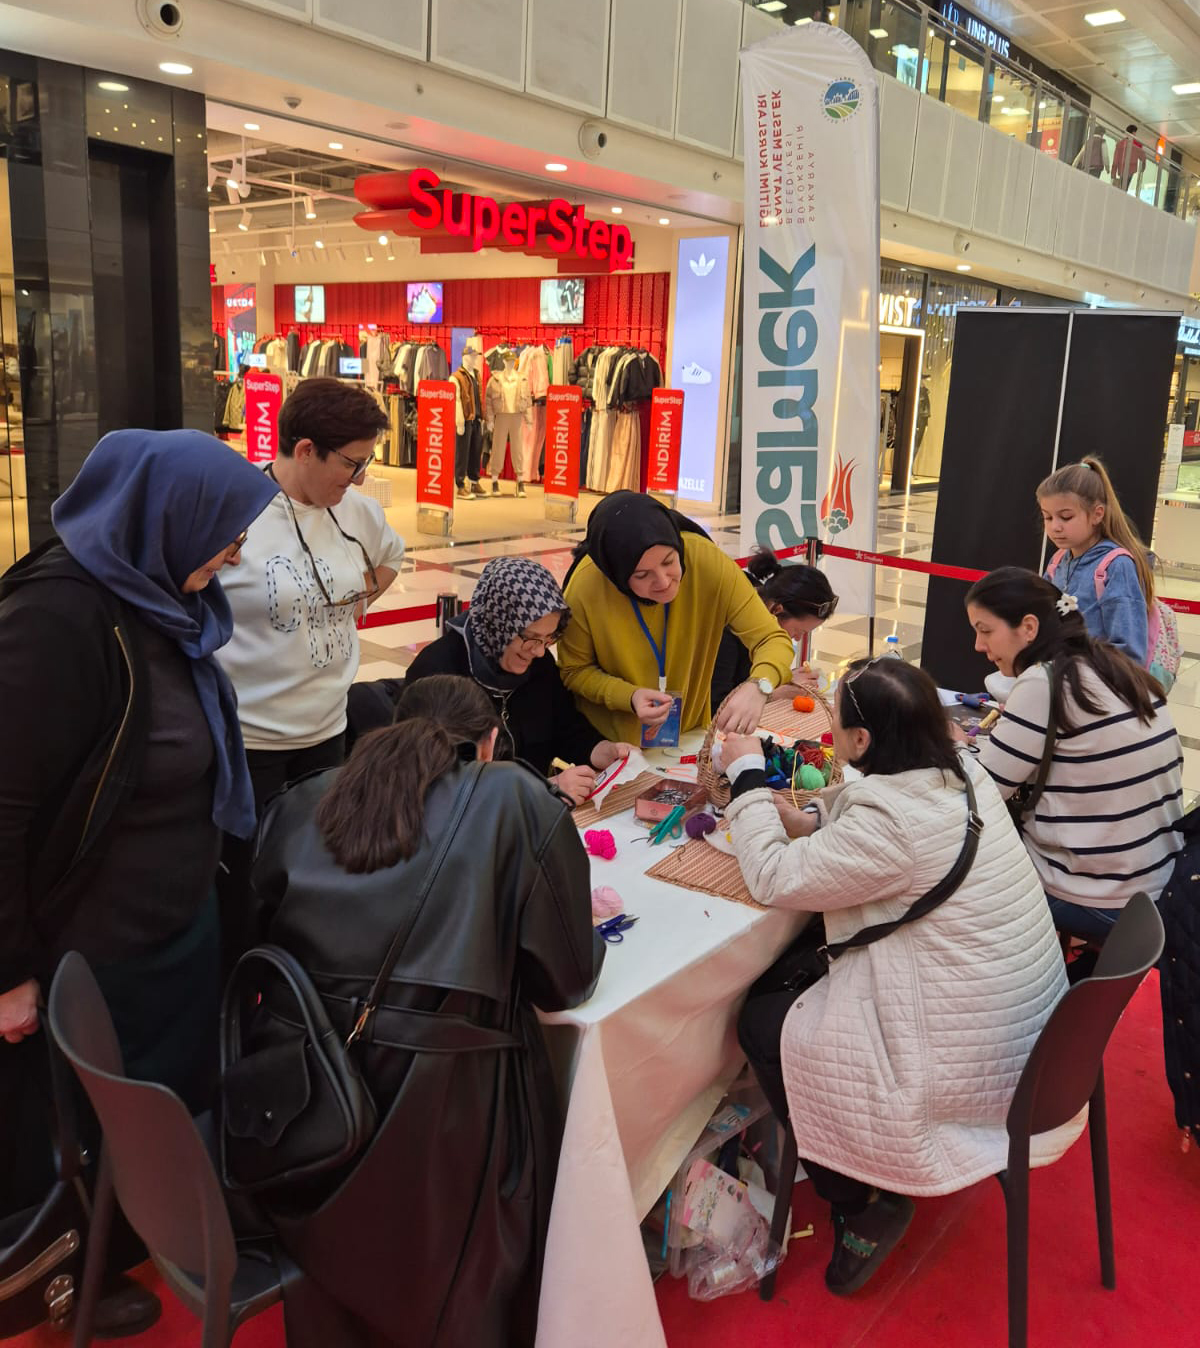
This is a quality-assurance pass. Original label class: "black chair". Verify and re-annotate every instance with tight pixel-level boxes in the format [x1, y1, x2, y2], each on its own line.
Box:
[48, 951, 290, 1348]
[759, 892, 1165, 1348]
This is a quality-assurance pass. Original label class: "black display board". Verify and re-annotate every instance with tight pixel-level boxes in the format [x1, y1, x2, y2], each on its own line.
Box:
[921, 308, 1179, 690]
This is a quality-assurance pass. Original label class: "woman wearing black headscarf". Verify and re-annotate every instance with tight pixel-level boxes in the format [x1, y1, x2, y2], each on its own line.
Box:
[0, 429, 278, 1103]
[558, 492, 794, 742]
[405, 557, 635, 804]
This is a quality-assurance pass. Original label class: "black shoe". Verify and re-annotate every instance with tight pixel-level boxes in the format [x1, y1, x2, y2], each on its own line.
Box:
[825, 1191, 915, 1296]
[93, 1275, 162, 1339]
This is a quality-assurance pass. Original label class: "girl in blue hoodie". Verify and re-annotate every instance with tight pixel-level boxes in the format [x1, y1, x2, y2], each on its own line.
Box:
[1037, 457, 1153, 665]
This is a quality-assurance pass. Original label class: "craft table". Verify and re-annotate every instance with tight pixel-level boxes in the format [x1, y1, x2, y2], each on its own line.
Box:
[534, 738, 807, 1348]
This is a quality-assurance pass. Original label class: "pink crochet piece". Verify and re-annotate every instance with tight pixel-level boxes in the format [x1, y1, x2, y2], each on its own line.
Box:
[591, 886, 624, 922]
[584, 828, 617, 860]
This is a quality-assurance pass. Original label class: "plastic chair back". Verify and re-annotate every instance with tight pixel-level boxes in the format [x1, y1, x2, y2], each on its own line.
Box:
[47, 952, 236, 1284]
[1008, 893, 1163, 1139]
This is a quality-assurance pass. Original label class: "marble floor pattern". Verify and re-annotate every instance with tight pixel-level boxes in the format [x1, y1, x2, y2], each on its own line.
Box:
[356, 470, 1199, 809]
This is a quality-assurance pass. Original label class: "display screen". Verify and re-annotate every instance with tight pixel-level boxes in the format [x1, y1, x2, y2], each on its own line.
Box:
[294, 284, 325, 323]
[407, 282, 444, 324]
[540, 278, 584, 324]
[339, 357, 363, 376]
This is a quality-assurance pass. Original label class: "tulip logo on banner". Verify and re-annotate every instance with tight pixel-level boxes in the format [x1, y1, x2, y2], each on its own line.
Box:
[416, 380, 455, 510]
[739, 23, 880, 617]
[243, 372, 282, 465]
[544, 386, 582, 498]
[647, 389, 684, 495]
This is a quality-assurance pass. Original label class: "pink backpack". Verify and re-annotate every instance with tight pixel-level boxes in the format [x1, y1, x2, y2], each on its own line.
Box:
[1046, 547, 1180, 692]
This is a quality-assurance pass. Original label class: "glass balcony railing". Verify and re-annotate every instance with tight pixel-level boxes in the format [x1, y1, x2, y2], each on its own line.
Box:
[742, 0, 1199, 224]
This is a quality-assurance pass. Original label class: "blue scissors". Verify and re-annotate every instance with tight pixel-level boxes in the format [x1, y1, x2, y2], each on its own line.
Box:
[597, 914, 639, 944]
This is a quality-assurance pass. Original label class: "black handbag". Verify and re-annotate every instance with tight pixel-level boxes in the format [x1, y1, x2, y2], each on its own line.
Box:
[747, 772, 983, 1000]
[220, 766, 479, 1194]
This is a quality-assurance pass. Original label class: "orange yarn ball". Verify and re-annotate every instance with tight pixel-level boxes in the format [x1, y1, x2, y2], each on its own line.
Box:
[792, 694, 816, 713]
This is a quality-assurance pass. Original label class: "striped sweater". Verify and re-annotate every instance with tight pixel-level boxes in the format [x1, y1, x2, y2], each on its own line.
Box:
[977, 662, 1183, 907]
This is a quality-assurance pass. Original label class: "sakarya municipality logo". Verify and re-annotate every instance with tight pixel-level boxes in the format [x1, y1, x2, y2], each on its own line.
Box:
[822, 78, 860, 120]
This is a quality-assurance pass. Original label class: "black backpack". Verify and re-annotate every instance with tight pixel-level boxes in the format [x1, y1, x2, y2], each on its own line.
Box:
[1159, 805, 1200, 1149]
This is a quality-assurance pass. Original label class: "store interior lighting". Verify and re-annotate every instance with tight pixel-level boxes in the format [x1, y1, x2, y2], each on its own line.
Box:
[314, 239, 325, 249]
[378, 234, 388, 246]
[610, 206, 623, 215]
[208, 212, 216, 234]
[364, 245, 374, 263]
[158, 61, 193, 76]
[544, 162, 568, 172]
[238, 210, 250, 231]
[303, 195, 317, 219]
[1083, 9, 1125, 26]
[868, 28, 888, 38]
[1173, 82, 1200, 95]
[658, 217, 670, 225]
[97, 80, 129, 93]
[756, 1, 787, 11]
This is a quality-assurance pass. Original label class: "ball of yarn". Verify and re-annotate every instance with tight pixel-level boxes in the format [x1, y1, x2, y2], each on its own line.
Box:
[820, 732, 834, 747]
[798, 763, 825, 790]
[799, 745, 826, 771]
[792, 694, 816, 713]
[591, 886, 624, 921]
[685, 812, 718, 838]
[584, 828, 617, 860]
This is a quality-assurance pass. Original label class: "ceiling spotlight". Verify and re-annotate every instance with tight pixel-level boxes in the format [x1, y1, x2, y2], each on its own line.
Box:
[226, 175, 239, 190]
[314, 239, 325, 249]
[1083, 9, 1125, 26]
[611, 206, 623, 215]
[387, 253, 395, 262]
[328, 141, 344, 150]
[98, 80, 129, 92]
[365, 246, 374, 263]
[956, 263, 972, 271]
[545, 162, 568, 172]
[303, 195, 317, 219]
[658, 217, 670, 225]
[259, 249, 267, 265]
[378, 234, 389, 246]
[238, 210, 250, 231]
[158, 61, 193, 76]
[244, 122, 260, 131]
[208, 212, 216, 234]
[1173, 82, 1200, 95]
[225, 181, 240, 206]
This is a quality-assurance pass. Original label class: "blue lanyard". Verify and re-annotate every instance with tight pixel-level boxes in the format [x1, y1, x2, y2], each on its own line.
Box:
[630, 598, 669, 692]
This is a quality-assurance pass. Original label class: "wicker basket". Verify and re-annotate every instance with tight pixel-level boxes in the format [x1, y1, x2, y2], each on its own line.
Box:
[698, 683, 842, 811]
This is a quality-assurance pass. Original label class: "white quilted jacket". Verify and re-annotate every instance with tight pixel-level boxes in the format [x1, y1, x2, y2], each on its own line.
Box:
[726, 755, 1085, 1196]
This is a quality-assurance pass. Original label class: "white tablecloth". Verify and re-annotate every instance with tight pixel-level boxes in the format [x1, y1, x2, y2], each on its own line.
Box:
[534, 750, 805, 1348]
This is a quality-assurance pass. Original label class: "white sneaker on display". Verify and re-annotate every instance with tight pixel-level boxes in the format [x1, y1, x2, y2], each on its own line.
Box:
[681, 362, 712, 385]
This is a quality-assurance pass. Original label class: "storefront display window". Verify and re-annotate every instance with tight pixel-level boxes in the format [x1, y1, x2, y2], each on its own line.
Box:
[922, 17, 986, 121]
[863, 0, 924, 89]
[985, 64, 1035, 143]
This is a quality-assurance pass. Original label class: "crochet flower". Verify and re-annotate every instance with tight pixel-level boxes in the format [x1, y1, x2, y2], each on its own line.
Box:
[1055, 592, 1080, 617]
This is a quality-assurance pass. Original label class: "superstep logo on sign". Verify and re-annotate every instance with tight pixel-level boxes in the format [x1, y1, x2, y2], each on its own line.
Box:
[647, 389, 684, 495]
[243, 372, 282, 465]
[738, 22, 879, 616]
[544, 386, 582, 498]
[416, 380, 456, 510]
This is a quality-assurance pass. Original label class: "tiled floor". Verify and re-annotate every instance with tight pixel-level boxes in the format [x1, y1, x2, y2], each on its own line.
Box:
[357, 467, 1200, 806]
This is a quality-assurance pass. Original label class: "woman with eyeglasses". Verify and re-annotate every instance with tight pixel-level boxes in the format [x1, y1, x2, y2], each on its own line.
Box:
[217, 378, 406, 810]
[249, 674, 602, 1348]
[720, 657, 1075, 1297]
[558, 492, 795, 742]
[0, 431, 276, 1311]
[405, 557, 636, 805]
[710, 547, 839, 711]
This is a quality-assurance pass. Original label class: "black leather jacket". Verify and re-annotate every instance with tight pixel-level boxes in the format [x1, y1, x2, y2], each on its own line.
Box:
[251, 758, 603, 1348]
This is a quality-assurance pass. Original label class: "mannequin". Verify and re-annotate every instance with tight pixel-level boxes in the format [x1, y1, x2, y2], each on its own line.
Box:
[452, 344, 486, 500]
[485, 350, 532, 498]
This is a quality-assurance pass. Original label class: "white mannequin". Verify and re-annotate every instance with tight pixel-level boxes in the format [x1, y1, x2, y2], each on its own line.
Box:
[485, 352, 532, 498]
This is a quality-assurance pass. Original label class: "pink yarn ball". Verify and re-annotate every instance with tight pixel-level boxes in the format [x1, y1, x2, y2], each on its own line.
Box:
[584, 828, 617, 860]
[591, 886, 624, 921]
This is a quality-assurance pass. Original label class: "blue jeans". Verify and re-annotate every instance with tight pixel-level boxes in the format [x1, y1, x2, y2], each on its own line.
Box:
[1046, 894, 1159, 945]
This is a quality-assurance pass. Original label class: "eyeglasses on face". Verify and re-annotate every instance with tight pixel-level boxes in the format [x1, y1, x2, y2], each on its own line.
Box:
[326, 445, 375, 482]
[515, 625, 566, 654]
[227, 530, 249, 558]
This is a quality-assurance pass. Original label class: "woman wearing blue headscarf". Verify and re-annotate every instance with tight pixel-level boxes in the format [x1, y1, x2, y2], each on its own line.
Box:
[0, 429, 277, 1121]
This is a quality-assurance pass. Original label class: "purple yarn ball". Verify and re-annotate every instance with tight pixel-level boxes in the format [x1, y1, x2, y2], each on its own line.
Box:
[685, 812, 717, 839]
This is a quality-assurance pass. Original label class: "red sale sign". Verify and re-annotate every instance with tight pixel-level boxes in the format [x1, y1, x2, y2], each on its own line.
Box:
[417, 380, 456, 509]
[544, 386, 582, 499]
[243, 372, 282, 465]
[646, 388, 684, 495]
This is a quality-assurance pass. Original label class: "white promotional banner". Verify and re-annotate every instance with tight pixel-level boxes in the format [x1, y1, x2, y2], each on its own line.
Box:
[739, 23, 880, 616]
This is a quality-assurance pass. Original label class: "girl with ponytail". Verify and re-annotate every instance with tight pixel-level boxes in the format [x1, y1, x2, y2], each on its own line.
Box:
[1036, 456, 1154, 664]
[965, 568, 1183, 944]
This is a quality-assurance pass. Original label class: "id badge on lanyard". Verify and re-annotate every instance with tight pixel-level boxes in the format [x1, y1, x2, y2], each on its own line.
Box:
[631, 599, 682, 748]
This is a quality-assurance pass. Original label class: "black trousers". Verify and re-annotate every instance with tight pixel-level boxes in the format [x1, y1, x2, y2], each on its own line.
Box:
[455, 418, 483, 486]
[737, 987, 875, 1211]
[218, 733, 347, 972]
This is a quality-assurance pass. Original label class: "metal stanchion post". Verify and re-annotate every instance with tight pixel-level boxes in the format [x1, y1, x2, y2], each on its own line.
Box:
[435, 593, 462, 631]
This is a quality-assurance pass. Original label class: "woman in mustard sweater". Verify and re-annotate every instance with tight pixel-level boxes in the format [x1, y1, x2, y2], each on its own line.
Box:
[559, 493, 794, 741]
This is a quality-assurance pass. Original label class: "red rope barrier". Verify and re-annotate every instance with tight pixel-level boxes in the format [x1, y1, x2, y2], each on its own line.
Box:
[358, 541, 1200, 629]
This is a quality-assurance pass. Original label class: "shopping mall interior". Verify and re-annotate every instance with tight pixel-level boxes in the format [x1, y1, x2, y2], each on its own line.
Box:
[2, 0, 1200, 1344]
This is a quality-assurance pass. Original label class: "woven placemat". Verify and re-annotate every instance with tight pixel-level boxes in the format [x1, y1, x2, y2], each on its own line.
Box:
[758, 689, 835, 742]
[645, 838, 766, 911]
[571, 772, 660, 826]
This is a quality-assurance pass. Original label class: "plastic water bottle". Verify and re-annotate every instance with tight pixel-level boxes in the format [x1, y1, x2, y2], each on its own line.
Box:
[883, 635, 903, 659]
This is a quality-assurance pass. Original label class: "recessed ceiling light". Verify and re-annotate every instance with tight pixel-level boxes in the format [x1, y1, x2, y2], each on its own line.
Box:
[611, 206, 623, 215]
[545, 162, 568, 172]
[158, 61, 193, 76]
[1002, 106, 1026, 116]
[243, 122, 260, 131]
[1172, 82, 1200, 95]
[98, 80, 128, 92]
[949, 37, 956, 46]
[869, 27, 888, 38]
[658, 217, 670, 225]
[1083, 9, 1125, 26]
[956, 263, 972, 271]
[328, 141, 343, 150]
[387, 253, 395, 261]
[378, 234, 388, 246]
[757, 1, 787, 11]
[993, 94, 1004, 103]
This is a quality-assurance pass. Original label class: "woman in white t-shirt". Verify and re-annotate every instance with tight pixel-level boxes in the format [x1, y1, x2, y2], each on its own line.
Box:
[218, 378, 405, 807]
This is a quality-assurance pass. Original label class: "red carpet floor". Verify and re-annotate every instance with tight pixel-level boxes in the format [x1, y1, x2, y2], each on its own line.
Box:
[13, 973, 1197, 1348]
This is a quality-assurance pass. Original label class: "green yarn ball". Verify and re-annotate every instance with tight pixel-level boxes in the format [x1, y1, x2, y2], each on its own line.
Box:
[798, 763, 825, 790]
